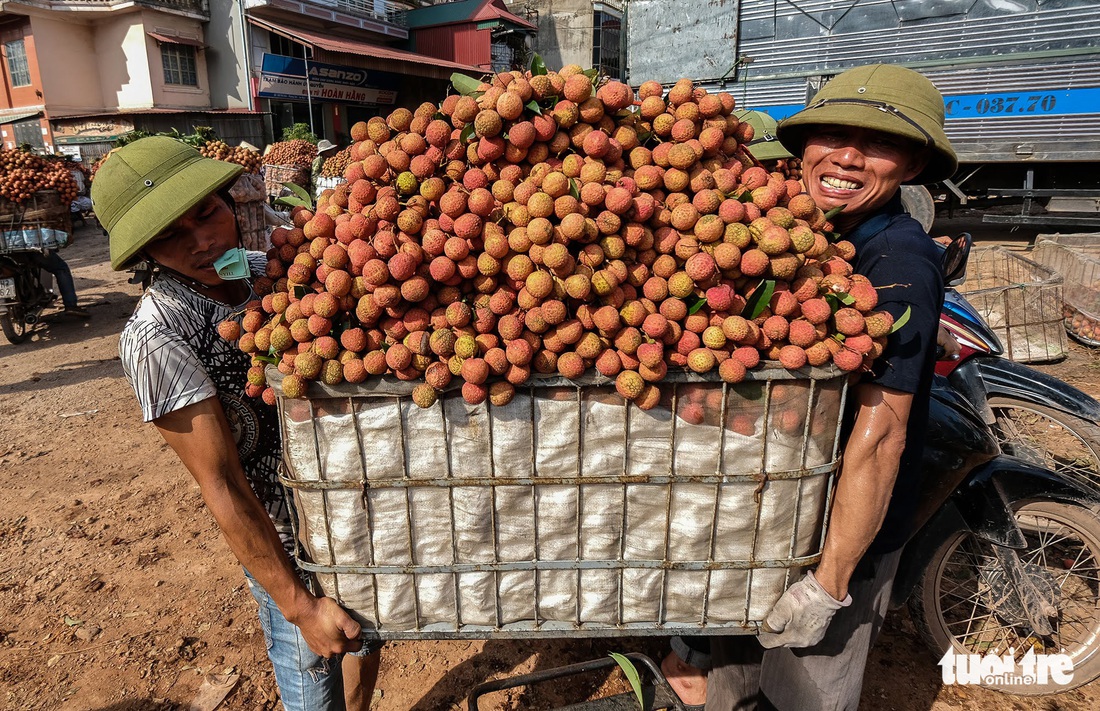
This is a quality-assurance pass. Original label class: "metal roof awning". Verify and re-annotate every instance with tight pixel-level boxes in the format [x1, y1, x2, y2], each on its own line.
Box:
[0, 107, 43, 124]
[147, 31, 206, 49]
[248, 16, 479, 80]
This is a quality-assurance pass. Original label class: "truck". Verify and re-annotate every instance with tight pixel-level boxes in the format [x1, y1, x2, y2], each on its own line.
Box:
[624, 0, 1100, 227]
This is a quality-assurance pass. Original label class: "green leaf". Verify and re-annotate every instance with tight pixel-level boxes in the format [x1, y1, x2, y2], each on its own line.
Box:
[531, 54, 548, 76]
[737, 190, 755, 204]
[460, 122, 476, 145]
[686, 294, 707, 315]
[823, 292, 843, 313]
[889, 305, 912, 334]
[450, 72, 483, 96]
[525, 99, 543, 115]
[835, 291, 856, 306]
[569, 178, 580, 201]
[609, 654, 645, 710]
[293, 285, 307, 300]
[282, 181, 312, 204]
[273, 196, 311, 209]
[255, 353, 279, 365]
[822, 204, 846, 221]
[741, 280, 776, 320]
[433, 111, 446, 120]
[582, 68, 599, 80]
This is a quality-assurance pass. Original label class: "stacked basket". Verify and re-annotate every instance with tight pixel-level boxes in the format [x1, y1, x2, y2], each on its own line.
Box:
[1032, 235, 1100, 347]
[958, 247, 1067, 362]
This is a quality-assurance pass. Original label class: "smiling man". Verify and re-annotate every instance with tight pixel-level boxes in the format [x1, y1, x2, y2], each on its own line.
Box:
[662, 64, 958, 710]
[91, 137, 379, 711]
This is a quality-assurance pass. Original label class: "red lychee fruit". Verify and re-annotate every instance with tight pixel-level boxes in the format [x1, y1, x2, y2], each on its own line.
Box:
[864, 310, 895, 338]
[777, 345, 808, 370]
[833, 307, 866, 336]
[800, 298, 832, 325]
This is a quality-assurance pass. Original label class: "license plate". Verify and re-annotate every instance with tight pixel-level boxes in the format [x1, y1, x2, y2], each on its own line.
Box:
[0, 278, 15, 300]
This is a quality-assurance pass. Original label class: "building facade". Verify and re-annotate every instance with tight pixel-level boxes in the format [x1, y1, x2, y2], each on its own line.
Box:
[0, 0, 265, 163]
[504, 0, 621, 78]
[0, 0, 492, 162]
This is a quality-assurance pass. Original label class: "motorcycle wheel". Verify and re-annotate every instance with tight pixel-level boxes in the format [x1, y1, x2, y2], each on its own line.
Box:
[0, 307, 28, 344]
[910, 500, 1100, 694]
[988, 397, 1100, 494]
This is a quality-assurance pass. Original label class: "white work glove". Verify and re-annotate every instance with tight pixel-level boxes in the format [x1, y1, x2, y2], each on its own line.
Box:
[758, 571, 852, 649]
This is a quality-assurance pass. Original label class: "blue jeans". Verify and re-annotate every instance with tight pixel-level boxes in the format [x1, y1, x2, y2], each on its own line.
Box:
[31, 250, 78, 308]
[244, 570, 347, 711]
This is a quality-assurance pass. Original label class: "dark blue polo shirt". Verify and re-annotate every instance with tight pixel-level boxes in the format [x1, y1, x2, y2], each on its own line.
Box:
[842, 192, 944, 553]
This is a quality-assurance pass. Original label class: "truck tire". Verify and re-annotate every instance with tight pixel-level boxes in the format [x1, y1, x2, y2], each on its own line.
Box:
[900, 185, 935, 233]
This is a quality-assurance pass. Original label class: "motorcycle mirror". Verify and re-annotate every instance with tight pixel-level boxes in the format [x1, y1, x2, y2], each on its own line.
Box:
[942, 232, 972, 286]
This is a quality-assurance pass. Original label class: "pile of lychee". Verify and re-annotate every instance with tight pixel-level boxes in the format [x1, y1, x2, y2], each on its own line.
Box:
[218, 64, 897, 410]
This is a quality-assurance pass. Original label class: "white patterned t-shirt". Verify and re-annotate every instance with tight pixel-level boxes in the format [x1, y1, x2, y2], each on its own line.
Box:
[118, 254, 292, 546]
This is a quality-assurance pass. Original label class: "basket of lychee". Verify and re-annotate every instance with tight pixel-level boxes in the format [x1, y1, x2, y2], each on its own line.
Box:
[217, 65, 902, 416]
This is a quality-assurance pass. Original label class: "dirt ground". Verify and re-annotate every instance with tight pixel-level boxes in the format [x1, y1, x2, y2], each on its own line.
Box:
[2, 222, 1100, 711]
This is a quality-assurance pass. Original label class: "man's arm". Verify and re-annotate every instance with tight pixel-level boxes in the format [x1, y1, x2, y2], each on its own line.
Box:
[813, 382, 913, 601]
[154, 397, 361, 657]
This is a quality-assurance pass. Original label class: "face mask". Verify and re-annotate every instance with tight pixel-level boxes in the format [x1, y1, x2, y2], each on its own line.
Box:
[213, 247, 251, 280]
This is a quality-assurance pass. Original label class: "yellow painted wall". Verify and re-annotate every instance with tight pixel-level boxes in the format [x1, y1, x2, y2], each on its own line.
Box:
[143, 10, 210, 109]
[95, 15, 153, 110]
[30, 16, 102, 115]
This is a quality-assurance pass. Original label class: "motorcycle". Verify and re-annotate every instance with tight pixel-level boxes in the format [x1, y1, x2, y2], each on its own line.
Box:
[937, 233, 1100, 494]
[0, 249, 57, 344]
[465, 236, 1100, 708]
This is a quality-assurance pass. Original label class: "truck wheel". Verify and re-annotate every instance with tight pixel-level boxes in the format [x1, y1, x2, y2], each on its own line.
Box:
[909, 501, 1100, 694]
[900, 185, 935, 233]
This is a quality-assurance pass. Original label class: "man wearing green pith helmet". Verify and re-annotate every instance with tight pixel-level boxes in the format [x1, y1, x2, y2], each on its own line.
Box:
[91, 136, 380, 711]
[662, 64, 957, 710]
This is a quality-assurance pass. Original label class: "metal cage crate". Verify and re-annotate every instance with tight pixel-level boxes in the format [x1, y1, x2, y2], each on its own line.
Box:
[958, 247, 1067, 362]
[1032, 240, 1100, 347]
[269, 367, 849, 642]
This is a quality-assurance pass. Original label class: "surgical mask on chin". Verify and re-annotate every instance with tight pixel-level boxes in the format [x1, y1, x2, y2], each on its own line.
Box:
[213, 247, 251, 280]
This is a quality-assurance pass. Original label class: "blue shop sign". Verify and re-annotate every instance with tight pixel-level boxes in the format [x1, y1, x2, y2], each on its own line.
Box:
[259, 53, 399, 105]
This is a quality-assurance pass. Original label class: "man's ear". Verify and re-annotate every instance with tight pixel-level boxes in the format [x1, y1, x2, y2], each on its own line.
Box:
[904, 149, 930, 183]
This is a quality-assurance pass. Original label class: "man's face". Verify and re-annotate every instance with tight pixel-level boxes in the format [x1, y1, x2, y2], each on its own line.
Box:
[144, 193, 238, 285]
[801, 126, 925, 221]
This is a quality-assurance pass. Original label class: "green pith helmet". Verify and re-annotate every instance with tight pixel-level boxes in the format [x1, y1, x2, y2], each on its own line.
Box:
[776, 64, 957, 184]
[737, 110, 794, 162]
[91, 136, 243, 271]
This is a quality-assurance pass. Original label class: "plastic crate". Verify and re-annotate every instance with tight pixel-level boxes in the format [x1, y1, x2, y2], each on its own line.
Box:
[1032, 240, 1100, 347]
[958, 247, 1067, 362]
[269, 367, 848, 641]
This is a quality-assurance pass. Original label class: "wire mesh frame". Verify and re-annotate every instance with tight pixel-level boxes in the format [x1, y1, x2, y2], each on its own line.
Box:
[959, 247, 1067, 362]
[1032, 241, 1100, 347]
[276, 370, 848, 639]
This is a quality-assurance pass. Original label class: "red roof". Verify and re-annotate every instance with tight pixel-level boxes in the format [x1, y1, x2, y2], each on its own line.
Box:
[248, 16, 480, 76]
[473, 0, 536, 30]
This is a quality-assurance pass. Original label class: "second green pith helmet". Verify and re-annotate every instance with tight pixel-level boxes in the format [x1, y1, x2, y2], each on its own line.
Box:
[737, 110, 795, 162]
[776, 63, 957, 184]
[90, 136, 243, 271]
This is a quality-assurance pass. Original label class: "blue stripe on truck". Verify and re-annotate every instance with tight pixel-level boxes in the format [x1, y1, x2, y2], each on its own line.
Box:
[753, 87, 1100, 121]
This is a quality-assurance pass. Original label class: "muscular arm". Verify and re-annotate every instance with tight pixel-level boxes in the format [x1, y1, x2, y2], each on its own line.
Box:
[813, 383, 913, 601]
[154, 397, 361, 657]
